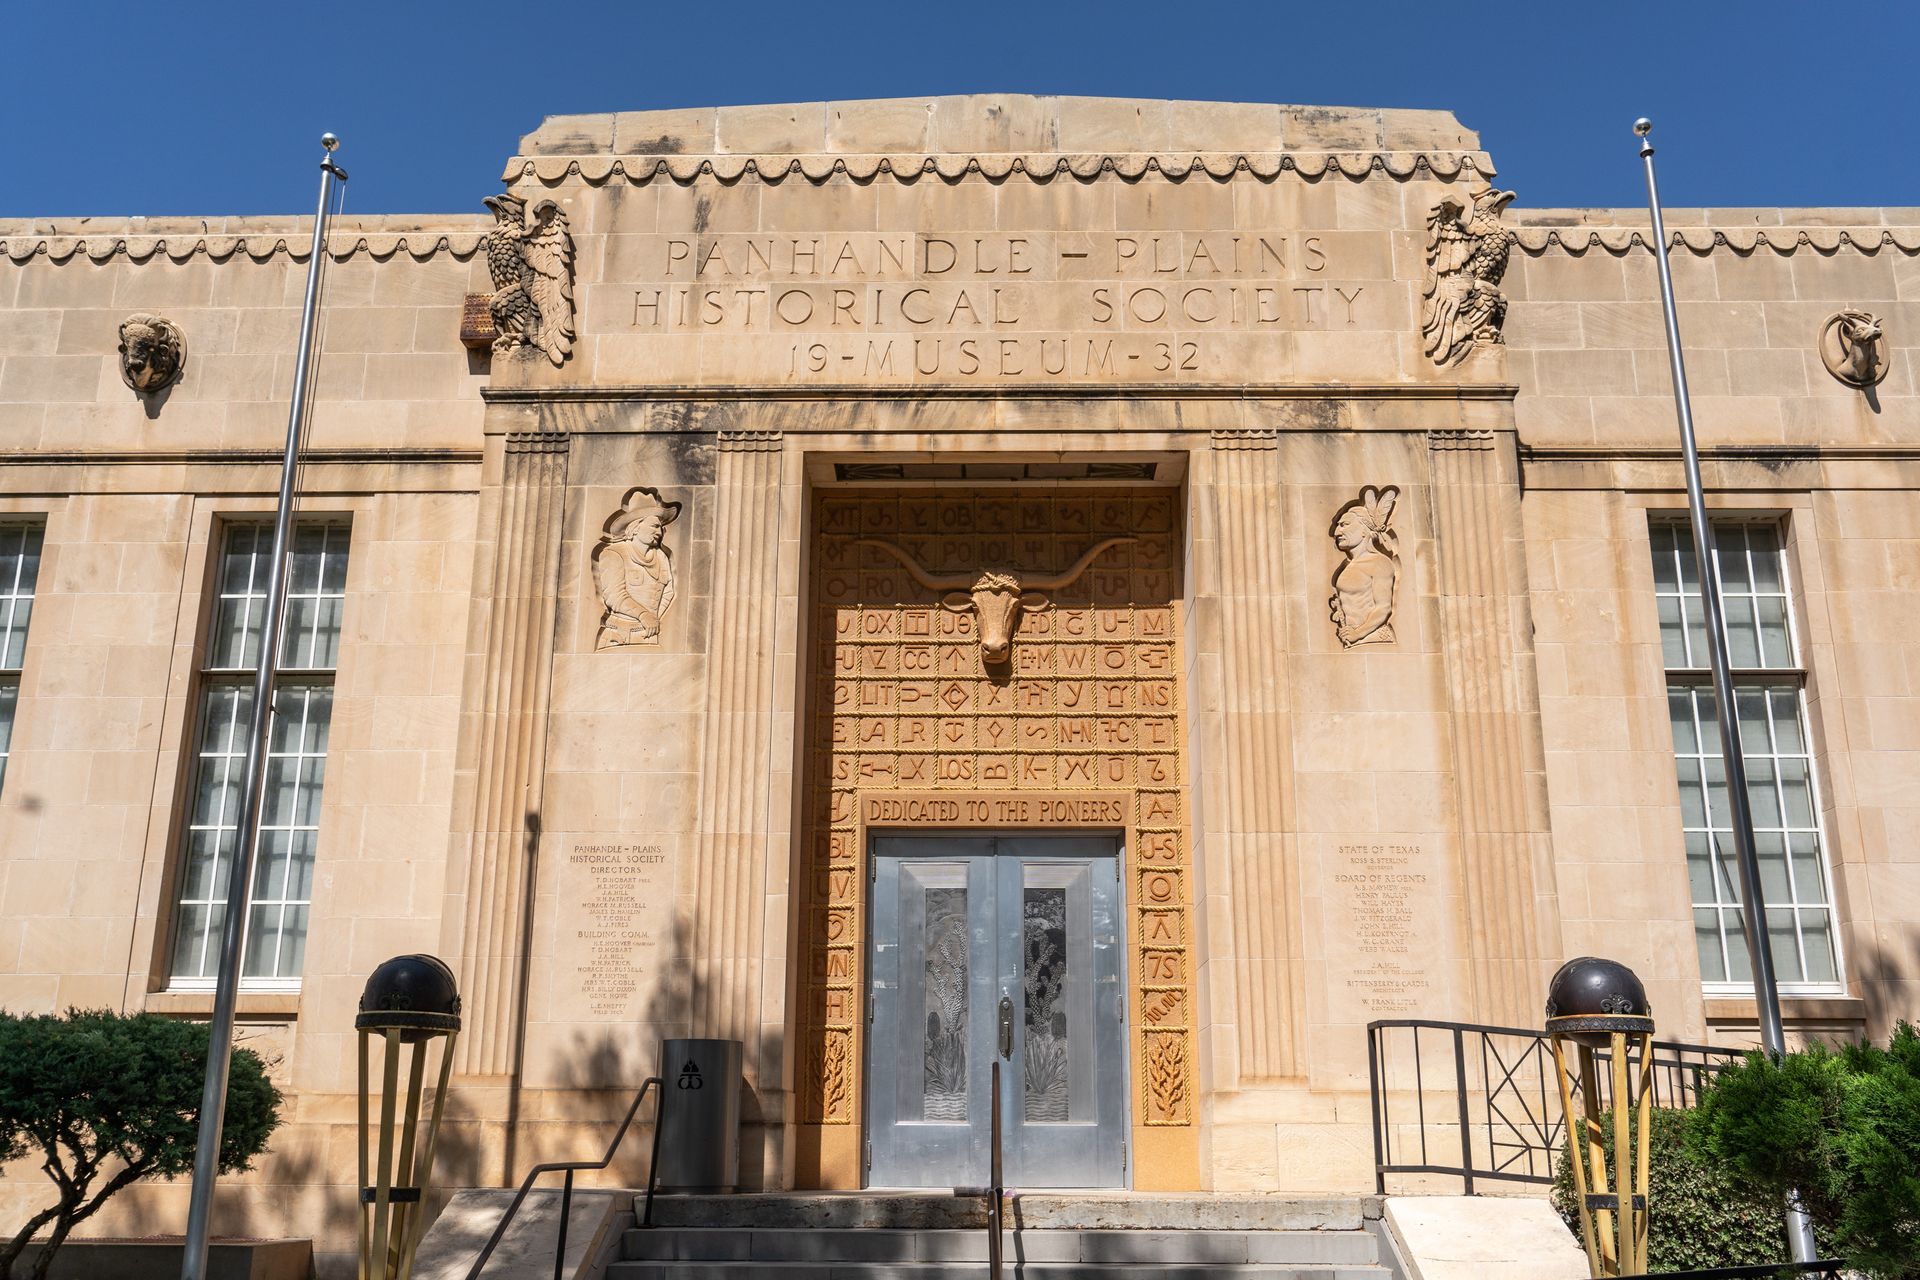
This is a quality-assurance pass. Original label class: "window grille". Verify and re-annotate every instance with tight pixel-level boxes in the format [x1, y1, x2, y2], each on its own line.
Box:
[1650, 521, 1840, 991]
[170, 522, 348, 987]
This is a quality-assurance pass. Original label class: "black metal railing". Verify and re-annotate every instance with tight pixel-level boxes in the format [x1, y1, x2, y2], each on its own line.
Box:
[1367, 1019, 1740, 1194]
[1617, 1262, 1844, 1280]
[463, 1075, 666, 1280]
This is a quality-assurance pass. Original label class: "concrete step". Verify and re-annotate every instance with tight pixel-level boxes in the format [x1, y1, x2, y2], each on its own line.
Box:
[622, 1227, 1383, 1266]
[639, 1195, 1380, 1232]
[605, 1266, 1391, 1280]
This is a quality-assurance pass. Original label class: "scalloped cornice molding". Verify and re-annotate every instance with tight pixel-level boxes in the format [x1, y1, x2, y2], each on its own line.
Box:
[499, 150, 1493, 185]
[0, 231, 486, 266]
[1515, 226, 1920, 256]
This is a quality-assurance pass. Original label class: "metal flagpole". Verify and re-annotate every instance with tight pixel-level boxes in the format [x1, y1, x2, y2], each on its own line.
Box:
[1633, 117, 1817, 1264]
[180, 133, 348, 1280]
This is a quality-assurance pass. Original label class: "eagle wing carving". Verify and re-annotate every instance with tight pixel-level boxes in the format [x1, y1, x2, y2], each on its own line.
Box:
[522, 199, 574, 366]
[481, 192, 575, 366]
[1421, 186, 1516, 367]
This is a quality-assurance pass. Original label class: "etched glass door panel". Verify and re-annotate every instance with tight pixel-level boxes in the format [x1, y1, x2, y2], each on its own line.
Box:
[868, 843, 995, 1187]
[996, 840, 1126, 1187]
[868, 835, 1125, 1189]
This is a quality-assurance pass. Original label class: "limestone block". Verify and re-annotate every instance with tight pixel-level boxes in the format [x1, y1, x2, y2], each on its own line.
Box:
[520, 112, 617, 155]
[826, 98, 935, 153]
[716, 101, 830, 154]
[1384, 1195, 1587, 1280]
[413, 1187, 624, 1280]
[611, 107, 718, 154]
[929, 94, 1059, 154]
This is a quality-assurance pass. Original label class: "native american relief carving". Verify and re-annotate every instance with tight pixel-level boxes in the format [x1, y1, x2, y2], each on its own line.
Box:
[853, 536, 1137, 665]
[1422, 185, 1517, 366]
[592, 487, 681, 648]
[483, 192, 574, 364]
[118, 313, 185, 394]
[1820, 308, 1890, 387]
[1329, 486, 1402, 648]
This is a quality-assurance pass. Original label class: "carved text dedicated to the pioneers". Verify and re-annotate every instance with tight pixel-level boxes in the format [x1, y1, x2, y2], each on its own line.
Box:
[1333, 843, 1432, 1015]
[624, 232, 1372, 382]
[567, 842, 668, 1018]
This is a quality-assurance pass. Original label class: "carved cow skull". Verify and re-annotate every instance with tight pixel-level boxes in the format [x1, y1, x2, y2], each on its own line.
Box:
[855, 537, 1136, 665]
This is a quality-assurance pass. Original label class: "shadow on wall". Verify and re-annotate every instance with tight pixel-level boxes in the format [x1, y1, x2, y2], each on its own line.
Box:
[1854, 926, 1920, 1043]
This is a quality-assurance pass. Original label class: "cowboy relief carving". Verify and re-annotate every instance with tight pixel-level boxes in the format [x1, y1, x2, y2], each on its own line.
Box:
[854, 536, 1136, 666]
[592, 487, 681, 648]
[1329, 485, 1401, 648]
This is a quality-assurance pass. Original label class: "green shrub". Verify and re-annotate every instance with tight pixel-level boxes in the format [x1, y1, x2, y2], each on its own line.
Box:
[0, 1008, 283, 1280]
[1688, 1023, 1920, 1279]
[1553, 1105, 1788, 1272]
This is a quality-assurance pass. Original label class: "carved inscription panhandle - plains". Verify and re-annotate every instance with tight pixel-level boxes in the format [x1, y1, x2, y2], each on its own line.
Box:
[621, 232, 1378, 383]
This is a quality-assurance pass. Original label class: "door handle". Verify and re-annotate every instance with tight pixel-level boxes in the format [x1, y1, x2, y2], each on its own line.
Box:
[998, 996, 1014, 1059]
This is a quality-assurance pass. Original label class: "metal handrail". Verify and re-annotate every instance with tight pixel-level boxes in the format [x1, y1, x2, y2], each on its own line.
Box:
[463, 1076, 666, 1280]
[1616, 1261, 1843, 1280]
[1367, 1018, 1740, 1195]
[987, 1059, 1004, 1280]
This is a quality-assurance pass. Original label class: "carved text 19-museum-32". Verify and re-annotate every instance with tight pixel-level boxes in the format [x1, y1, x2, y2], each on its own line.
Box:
[624, 232, 1377, 383]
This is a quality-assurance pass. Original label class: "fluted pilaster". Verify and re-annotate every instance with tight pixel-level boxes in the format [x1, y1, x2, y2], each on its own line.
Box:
[1206, 429, 1304, 1081]
[448, 430, 570, 1077]
[1425, 429, 1557, 1025]
[688, 430, 785, 1052]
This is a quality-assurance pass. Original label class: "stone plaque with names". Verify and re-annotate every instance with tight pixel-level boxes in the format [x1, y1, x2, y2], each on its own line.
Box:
[555, 840, 672, 1021]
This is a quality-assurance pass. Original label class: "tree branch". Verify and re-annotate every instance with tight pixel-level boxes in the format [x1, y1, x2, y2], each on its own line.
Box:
[0, 1201, 65, 1279]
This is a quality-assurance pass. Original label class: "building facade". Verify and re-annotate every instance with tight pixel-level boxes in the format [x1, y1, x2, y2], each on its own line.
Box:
[1, 96, 1916, 1267]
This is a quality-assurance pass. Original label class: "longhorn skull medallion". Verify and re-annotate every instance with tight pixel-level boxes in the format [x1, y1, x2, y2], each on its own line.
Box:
[854, 536, 1137, 665]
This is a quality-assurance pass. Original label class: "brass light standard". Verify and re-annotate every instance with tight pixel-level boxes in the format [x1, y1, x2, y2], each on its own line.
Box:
[1547, 957, 1655, 1279]
[356, 955, 462, 1280]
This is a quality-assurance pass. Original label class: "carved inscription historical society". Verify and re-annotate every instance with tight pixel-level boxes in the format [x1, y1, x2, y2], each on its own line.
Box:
[623, 232, 1375, 382]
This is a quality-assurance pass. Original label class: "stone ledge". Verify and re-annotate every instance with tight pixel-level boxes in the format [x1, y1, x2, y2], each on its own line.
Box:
[1704, 995, 1867, 1025]
[637, 1193, 1382, 1231]
[145, 990, 303, 1018]
[18, 1237, 311, 1280]
[520, 96, 1481, 157]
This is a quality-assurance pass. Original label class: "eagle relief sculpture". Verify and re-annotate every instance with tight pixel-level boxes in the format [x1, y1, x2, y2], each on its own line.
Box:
[1421, 184, 1517, 367]
[592, 488, 681, 648]
[482, 192, 574, 365]
[1329, 485, 1401, 648]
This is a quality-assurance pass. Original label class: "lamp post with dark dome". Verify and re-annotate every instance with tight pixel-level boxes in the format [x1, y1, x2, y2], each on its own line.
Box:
[355, 955, 462, 1280]
[1546, 957, 1655, 1278]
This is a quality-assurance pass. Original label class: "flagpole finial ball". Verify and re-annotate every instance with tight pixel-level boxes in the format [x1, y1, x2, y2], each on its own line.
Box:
[321, 133, 340, 152]
[1544, 955, 1654, 1047]
[1633, 118, 1653, 138]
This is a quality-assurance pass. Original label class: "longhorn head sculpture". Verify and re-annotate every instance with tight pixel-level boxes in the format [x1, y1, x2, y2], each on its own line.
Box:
[855, 536, 1137, 665]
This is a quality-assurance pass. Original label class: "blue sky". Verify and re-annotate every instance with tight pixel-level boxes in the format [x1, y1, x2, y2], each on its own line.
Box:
[6, 0, 1915, 219]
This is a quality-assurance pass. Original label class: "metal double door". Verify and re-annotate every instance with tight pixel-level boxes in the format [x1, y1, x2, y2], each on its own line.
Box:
[867, 834, 1127, 1188]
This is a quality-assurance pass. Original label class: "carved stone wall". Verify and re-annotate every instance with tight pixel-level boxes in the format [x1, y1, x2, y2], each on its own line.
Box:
[796, 489, 1196, 1189]
[688, 431, 785, 1053]
[445, 431, 571, 1080]
[1424, 429, 1558, 1024]
[1202, 432, 1304, 1082]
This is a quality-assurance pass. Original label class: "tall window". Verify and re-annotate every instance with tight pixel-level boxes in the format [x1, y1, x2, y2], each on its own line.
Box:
[0, 524, 44, 796]
[171, 522, 349, 988]
[1651, 520, 1840, 992]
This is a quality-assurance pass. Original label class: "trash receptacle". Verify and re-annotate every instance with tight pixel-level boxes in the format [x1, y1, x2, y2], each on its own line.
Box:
[654, 1038, 742, 1193]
